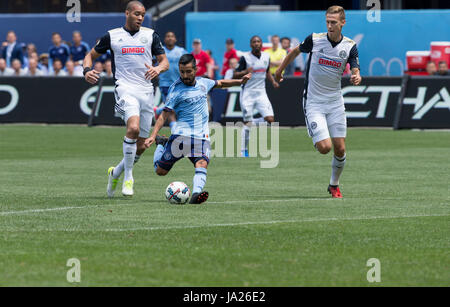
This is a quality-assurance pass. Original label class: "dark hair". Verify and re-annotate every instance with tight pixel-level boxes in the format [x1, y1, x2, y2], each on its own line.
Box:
[126, 0, 144, 11]
[427, 61, 435, 65]
[281, 37, 291, 42]
[179, 54, 196, 68]
[438, 61, 447, 65]
[250, 35, 262, 43]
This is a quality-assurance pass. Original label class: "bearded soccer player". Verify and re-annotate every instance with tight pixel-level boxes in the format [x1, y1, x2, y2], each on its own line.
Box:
[146, 54, 251, 204]
[275, 6, 362, 198]
[83, 1, 169, 197]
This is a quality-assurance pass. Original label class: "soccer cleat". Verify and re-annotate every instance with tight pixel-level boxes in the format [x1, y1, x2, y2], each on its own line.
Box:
[155, 135, 169, 146]
[189, 191, 209, 204]
[122, 179, 134, 197]
[107, 167, 119, 198]
[328, 185, 343, 198]
[240, 150, 249, 158]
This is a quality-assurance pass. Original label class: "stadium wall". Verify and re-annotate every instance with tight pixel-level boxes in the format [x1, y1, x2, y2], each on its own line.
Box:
[185, 10, 450, 76]
[0, 76, 448, 128]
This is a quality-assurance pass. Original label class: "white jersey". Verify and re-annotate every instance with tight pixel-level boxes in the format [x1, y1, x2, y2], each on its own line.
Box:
[300, 32, 359, 104]
[235, 51, 270, 90]
[95, 26, 165, 91]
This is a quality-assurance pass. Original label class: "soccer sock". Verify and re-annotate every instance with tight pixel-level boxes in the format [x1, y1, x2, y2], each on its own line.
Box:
[134, 154, 141, 164]
[330, 153, 346, 186]
[252, 117, 265, 125]
[193, 167, 207, 194]
[169, 121, 176, 134]
[123, 136, 137, 182]
[112, 159, 124, 179]
[241, 125, 250, 152]
[153, 144, 165, 172]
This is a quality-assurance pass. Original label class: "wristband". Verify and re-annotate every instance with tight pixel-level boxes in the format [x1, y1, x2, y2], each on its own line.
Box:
[83, 67, 92, 76]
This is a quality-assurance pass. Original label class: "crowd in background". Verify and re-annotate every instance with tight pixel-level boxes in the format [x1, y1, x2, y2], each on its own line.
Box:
[1, 29, 448, 79]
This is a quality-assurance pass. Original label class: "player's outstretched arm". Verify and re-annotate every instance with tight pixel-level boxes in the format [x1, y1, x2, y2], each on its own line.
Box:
[83, 49, 102, 84]
[215, 73, 252, 88]
[350, 68, 362, 85]
[145, 110, 170, 148]
[274, 46, 300, 83]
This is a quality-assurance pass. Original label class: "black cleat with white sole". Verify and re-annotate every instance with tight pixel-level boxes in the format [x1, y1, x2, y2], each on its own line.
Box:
[189, 191, 209, 204]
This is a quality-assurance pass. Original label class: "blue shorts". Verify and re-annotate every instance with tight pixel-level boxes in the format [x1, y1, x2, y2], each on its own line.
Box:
[156, 135, 211, 171]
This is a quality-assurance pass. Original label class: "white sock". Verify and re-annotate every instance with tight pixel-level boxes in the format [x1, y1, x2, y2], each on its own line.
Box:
[112, 159, 124, 179]
[330, 154, 346, 186]
[123, 136, 137, 182]
[241, 125, 250, 152]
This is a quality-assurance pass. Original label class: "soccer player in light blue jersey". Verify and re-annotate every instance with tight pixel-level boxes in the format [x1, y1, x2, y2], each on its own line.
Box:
[146, 54, 251, 204]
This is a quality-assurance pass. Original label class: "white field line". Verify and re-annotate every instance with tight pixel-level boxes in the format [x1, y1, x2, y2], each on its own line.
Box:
[0, 198, 335, 216]
[0, 214, 448, 233]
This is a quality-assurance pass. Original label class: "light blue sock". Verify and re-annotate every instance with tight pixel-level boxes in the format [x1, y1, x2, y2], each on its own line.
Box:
[193, 167, 207, 194]
[153, 144, 164, 172]
[169, 121, 176, 134]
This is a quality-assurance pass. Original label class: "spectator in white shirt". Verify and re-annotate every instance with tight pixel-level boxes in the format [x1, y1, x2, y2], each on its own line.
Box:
[52, 59, 67, 76]
[65, 60, 83, 77]
[0, 58, 14, 76]
[24, 58, 44, 76]
[104, 59, 113, 78]
[11, 59, 26, 76]
[224, 57, 239, 80]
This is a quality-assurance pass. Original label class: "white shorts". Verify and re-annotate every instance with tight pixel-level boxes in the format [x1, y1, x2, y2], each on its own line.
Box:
[303, 97, 347, 145]
[240, 88, 274, 122]
[114, 85, 154, 138]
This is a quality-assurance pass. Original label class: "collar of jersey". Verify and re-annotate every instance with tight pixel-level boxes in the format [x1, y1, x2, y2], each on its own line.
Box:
[123, 26, 140, 37]
[327, 33, 343, 48]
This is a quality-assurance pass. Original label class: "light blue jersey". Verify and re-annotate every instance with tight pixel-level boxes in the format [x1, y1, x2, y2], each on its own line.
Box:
[164, 77, 217, 140]
[159, 45, 188, 88]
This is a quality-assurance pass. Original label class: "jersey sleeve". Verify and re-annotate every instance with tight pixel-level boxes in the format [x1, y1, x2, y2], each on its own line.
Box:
[299, 34, 313, 53]
[94, 33, 111, 54]
[347, 44, 360, 70]
[151, 32, 165, 56]
[204, 78, 218, 92]
[235, 56, 247, 72]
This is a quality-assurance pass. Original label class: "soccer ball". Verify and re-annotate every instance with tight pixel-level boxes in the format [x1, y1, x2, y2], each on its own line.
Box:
[165, 181, 191, 204]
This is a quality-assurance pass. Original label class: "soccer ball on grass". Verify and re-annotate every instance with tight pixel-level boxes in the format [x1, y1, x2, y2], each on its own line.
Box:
[165, 181, 190, 204]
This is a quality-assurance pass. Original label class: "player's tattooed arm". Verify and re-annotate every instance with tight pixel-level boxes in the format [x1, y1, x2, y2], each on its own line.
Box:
[145, 110, 171, 148]
[215, 73, 252, 88]
[145, 54, 169, 80]
[83, 49, 102, 84]
[350, 67, 362, 85]
[275, 46, 300, 83]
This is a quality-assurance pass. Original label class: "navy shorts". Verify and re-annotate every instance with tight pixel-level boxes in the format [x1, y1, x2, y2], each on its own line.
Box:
[156, 135, 211, 171]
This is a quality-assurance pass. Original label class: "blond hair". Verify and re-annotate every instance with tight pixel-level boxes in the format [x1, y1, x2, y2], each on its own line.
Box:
[326, 5, 345, 21]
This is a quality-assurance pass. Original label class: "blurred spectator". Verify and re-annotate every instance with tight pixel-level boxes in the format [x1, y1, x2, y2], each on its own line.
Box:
[22, 43, 37, 67]
[39, 53, 50, 75]
[70, 31, 90, 66]
[24, 58, 44, 76]
[437, 61, 449, 76]
[206, 49, 219, 80]
[52, 59, 67, 76]
[221, 38, 239, 77]
[265, 35, 287, 75]
[11, 59, 26, 76]
[1, 31, 24, 67]
[65, 60, 83, 77]
[224, 57, 239, 80]
[280, 37, 295, 76]
[192, 38, 213, 79]
[94, 61, 105, 77]
[104, 59, 113, 78]
[0, 58, 14, 76]
[49, 32, 70, 67]
[426, 61, 437, 75]
[159, 31, 188, 101]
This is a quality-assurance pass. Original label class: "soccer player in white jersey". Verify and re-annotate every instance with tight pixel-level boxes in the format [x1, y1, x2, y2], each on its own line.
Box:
[233, 35, 280, 157]
[83, 1, 169, 197]
[275, 6, 362, 198]
[146, 54, 251, 204]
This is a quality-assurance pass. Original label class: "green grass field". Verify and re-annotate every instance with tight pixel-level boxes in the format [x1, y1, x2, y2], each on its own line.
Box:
[0, 124, 449, 286]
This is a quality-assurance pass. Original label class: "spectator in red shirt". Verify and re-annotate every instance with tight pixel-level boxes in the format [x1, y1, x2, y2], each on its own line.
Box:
[221, 38, 239, 77]
[192, 38, 213, 78]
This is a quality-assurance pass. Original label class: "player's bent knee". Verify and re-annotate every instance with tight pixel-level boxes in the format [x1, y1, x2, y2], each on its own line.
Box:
[334, 147, 346, 158]
[316, 143, 332, 155]
[265, 116, 274, 123]
[127, 126, 140, 138]
[156, 167, 168, 176]
[195, 160, 208, 169]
